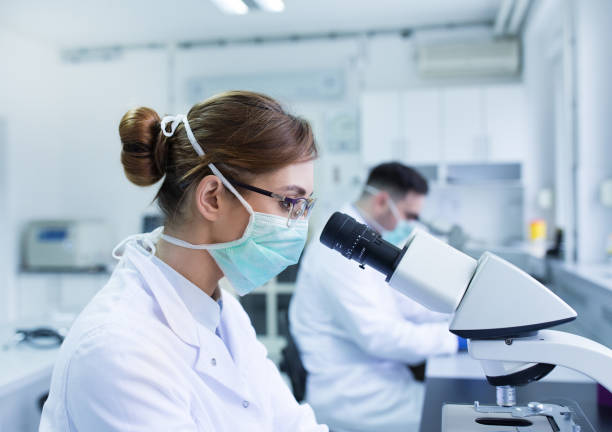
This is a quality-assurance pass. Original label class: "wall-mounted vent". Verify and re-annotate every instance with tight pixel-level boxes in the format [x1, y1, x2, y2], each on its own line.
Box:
[416, 39, 520, 78]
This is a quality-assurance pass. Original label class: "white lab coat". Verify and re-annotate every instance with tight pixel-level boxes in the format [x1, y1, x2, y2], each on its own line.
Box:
[289, 204, 458, 432]
[40, 234, 327, 432]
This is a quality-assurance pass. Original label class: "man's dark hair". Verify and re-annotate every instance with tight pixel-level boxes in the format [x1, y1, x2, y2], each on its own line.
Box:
[364, 162, 428, 198]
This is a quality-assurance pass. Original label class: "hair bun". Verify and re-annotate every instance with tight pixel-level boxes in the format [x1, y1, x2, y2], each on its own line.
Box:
[119, 107, 167, 186]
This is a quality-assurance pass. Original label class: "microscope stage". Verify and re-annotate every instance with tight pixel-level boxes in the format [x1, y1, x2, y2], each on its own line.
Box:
[441, 400, 593, 432]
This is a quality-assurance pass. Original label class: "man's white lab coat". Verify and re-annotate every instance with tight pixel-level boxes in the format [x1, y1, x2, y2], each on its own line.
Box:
[289, 204, 458, 432]
[40, 234, 327, 431]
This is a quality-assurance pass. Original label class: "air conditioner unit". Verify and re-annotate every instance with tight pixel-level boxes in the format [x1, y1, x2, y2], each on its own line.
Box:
[416, 39, 520, 78]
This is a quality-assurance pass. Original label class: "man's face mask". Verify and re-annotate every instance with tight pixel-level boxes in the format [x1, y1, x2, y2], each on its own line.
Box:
[364, 185, 417, 247]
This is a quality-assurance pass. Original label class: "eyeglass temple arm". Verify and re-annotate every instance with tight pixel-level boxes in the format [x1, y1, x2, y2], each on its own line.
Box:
[229, 179, 278, 198]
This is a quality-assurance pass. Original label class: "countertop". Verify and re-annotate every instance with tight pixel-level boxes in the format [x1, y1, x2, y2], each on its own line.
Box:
[551, 260, 612, 293]
[0, 344, 59, 398]
[464, 241, 612, 293]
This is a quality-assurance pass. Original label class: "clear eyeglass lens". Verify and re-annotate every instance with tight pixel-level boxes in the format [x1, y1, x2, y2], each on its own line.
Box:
[293, 201, 307, 218]
[285, 200, 305, 227]
[285, 198, 316, 227]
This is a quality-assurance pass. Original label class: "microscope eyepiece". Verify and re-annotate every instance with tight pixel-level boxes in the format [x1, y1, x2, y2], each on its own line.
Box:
[320, 212, 403, 279]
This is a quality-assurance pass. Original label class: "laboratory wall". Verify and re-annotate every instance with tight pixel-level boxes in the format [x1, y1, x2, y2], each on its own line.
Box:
[0, 29, 64, 323]
[4, 28, 525, 321]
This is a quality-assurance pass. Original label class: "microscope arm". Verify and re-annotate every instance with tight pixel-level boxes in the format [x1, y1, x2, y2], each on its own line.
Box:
[469, 329, 612, 392]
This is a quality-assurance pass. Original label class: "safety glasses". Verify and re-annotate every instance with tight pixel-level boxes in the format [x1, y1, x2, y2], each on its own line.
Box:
[231, 180, 316, 228]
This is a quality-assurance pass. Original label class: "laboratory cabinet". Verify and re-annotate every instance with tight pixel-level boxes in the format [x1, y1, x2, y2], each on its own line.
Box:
[441, 86, 484, 162]
[402, 88, 442, 164]
[483, 85, 528, 162]
[549, 261, 612, 348]
[360, 91, 401, 166]
[360, 83, 527, 167]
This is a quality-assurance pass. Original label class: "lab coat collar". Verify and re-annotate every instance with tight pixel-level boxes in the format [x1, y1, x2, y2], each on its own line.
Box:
[124, 243, 200, 348]
[122, 239, 256, 403]
[151, 254, 221, 335]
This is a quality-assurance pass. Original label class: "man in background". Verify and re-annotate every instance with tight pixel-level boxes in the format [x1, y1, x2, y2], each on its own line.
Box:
[289, 162, 465, 432]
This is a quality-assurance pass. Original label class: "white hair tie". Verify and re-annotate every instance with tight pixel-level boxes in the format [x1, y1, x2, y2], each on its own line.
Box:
[160, 114, 205, 157]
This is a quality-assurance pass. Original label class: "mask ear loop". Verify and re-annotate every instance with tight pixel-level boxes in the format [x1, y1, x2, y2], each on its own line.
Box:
[364, 184, 403, 224]
[386, 196, 403, 224]
[158, 115, 255, 250]
[363, 185, 380, 196]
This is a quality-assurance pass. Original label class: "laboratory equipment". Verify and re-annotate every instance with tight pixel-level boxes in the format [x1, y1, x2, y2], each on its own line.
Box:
[529, 218, 548, 257]
[320, 212, 612, 432]
[22, 220, 111, 271]
[14, 327, 65, 349]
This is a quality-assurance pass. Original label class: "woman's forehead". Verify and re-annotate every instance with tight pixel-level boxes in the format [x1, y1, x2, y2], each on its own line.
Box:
[258, 161, 314, 194]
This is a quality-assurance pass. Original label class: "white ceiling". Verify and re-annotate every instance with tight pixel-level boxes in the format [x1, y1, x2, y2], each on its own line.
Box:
[0, 0, 502, 48]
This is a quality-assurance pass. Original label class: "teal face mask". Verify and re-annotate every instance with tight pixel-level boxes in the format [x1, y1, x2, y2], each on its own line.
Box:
[157, 114, 309, 296]
[382, 219, 415, 247]
[161, 212, 307, 296]
[363, 185, 416, 248]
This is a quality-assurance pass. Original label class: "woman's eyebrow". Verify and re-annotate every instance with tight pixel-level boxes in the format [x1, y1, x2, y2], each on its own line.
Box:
[281, 185, 307, 195]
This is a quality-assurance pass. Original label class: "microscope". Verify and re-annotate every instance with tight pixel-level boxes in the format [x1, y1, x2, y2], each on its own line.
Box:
[320, 212, 612, 432]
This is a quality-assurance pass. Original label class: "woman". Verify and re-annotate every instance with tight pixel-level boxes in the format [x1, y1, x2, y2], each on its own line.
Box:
[40, 91, 327, 431]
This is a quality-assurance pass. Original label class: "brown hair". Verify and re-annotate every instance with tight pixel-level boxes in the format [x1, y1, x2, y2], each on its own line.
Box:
[119, 91, 316, 225]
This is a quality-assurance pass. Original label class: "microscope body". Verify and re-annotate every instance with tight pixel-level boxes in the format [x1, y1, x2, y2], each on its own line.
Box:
[320, 211, 612, 401]
[320, 211, 612, 429]
[387, 228, 612, 396]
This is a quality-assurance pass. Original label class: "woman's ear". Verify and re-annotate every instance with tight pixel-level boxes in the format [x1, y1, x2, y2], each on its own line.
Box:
[195, 175, 225, 221]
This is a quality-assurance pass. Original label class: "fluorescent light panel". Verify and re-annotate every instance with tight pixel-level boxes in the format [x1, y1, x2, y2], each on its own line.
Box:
[210, 0, 249, 15]
[252, 0, 285, 13]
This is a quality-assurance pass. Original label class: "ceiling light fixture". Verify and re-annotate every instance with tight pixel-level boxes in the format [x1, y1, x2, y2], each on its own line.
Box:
[210, 0, 249, 15]
[252, 0, 285, 13]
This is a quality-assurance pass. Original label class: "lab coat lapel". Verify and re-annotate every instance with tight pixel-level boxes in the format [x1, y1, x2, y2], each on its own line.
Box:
[125, 245, 254, 403]
[125, 245, 199, 347]
[193, 329, 255, 404]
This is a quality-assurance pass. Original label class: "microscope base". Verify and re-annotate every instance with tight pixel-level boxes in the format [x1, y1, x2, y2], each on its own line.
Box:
[441, 400, 594, 432]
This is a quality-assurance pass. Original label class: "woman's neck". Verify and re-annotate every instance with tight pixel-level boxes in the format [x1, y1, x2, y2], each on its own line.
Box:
[155, 235, 223, 299]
